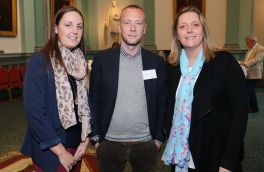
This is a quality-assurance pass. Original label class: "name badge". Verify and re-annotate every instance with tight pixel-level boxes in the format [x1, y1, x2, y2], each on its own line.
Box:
[142, 69, 157, 80]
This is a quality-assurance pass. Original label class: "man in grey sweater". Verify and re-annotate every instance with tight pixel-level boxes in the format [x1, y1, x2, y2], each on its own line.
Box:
[89, 4, 167, 172]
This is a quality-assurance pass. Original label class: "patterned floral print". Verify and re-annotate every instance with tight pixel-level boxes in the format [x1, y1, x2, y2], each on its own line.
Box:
[50, 42, 91, 141]
[162, 49, 204, 172]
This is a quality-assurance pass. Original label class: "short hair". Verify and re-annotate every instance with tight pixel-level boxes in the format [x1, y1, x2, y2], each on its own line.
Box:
[120, 5, 145, 21]
[246, 35, 258, 42]
[167, 6, 220, 66]
[121, 4, 144, 13]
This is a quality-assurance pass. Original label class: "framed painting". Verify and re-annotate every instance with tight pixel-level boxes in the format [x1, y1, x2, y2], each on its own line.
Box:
[0, 0, 17, 36]
[50, 0, 75, 25]
[173, 0, 205, 20]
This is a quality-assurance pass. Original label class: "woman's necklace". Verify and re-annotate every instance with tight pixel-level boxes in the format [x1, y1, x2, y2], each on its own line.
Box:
[68, 74, 78, 105]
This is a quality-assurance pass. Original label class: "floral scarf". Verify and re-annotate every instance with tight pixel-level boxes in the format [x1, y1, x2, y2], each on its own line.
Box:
[50, 42, 91, 141]
[162, 49, 204, 171]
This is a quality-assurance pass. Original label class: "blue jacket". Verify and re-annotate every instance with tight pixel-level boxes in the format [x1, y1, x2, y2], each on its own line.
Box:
[21, 52, 68, 171]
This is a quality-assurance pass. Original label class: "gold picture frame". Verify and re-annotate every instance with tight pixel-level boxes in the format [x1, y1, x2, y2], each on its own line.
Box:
[173, 0, 206, 20]
[0, 0, 17, 36]
[50, 0, 75, 25]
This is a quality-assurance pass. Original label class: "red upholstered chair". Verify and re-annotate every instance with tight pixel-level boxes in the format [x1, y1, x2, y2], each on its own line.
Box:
[9, 66, 23, 88]
[20, 65, 26, 81]
[0, 67, 12, 101]
[9, 66, 23, 99]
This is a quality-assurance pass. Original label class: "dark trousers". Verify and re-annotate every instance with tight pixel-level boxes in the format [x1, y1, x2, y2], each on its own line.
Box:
[96, 139, 159, 172]
[247, 79, 259, 110]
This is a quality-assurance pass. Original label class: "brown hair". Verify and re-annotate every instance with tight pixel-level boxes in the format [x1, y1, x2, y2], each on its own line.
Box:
[41, 6, 85, 67]
[168, 6, 220, 66]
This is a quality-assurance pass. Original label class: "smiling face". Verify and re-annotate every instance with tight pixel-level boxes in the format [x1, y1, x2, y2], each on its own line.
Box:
[55, 11, 83, 50]
[177, 11, 204, 52]
[119, 8, 146, 48]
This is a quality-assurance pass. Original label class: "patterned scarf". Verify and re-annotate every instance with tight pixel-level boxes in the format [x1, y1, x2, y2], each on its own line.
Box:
[162, 49, 204, 171]
[50, 42, 91, 141]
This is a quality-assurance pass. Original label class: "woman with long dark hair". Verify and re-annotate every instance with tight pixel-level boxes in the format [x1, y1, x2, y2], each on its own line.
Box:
[21, 6, 91, 172]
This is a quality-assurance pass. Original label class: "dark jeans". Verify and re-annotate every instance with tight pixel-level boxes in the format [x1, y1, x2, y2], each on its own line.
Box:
[96, 139, 159, 172]
[247, 79, 259, 110]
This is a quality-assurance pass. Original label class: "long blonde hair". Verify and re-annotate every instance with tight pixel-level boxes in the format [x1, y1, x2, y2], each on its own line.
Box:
[167, 6, 220, 66]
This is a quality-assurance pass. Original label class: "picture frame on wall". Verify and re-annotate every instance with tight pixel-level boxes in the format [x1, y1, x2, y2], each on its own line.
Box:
[173, 0, 205, 20]
[50, 0, 75, 25]
[0, 0, 17, 37]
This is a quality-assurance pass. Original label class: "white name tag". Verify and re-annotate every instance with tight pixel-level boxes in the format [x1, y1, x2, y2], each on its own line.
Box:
[142, 69, 157, 80]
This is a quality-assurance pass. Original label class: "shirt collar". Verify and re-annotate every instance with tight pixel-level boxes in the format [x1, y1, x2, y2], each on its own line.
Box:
[120, 46, 142, 58]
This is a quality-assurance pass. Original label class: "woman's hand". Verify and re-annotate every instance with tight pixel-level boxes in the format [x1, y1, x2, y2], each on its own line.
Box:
[58, 150, 75, 172]
[74, 138, 89, 161]
[219, 167, 232, 172]
[50, 143, 75, 172]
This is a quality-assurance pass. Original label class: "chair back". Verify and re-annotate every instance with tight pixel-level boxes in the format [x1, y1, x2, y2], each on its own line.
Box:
[0, 67, 10, 90]
[9, 66, 23, 88]
[20, 65, 26, 81]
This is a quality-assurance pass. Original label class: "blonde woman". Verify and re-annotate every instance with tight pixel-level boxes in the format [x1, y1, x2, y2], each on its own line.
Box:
[162, 6, 247, 172]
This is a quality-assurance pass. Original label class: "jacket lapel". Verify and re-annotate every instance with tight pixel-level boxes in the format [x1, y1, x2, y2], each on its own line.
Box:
[141, 49, 151, 106]
[171, 65, 181, 94]
[110, 47, 120, 103]
[191, 62, 213, 128]
[171, 61, 213, 129]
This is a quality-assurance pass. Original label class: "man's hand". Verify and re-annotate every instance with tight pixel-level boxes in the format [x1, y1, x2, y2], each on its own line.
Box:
[219, 167, 232, 172]
[154, 140, 162, 150]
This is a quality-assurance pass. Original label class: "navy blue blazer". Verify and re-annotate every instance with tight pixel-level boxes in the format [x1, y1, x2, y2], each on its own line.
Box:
[165, 51, 248, 171]
[21, 53, 69, 171]
[89, 46, 167, 143]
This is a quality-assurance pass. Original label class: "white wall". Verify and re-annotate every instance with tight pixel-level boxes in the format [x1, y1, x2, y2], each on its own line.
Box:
[0, 2, 22, 53]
